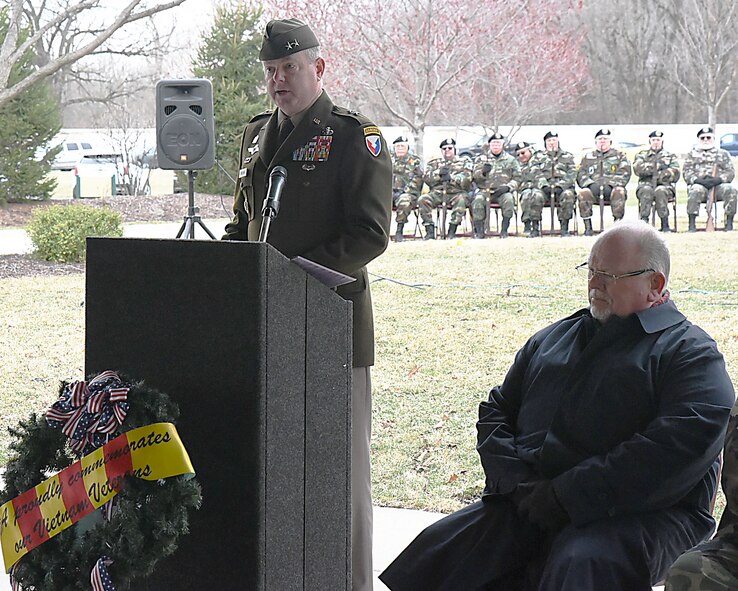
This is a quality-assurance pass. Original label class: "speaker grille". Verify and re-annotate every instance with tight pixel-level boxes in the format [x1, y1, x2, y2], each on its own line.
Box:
[190, 105, 203, 115]
[164, 105, 177, 116]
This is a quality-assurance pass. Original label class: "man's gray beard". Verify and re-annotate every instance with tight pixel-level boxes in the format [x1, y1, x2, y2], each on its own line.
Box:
[590, 305, 610, 323]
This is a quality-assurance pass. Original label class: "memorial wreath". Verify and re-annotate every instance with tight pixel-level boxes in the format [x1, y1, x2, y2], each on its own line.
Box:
[0, 371, 201, 590]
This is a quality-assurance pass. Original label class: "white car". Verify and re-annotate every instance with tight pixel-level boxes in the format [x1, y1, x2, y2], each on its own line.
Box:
[51, 138, 100, 170]
[73, 153, 127, 196]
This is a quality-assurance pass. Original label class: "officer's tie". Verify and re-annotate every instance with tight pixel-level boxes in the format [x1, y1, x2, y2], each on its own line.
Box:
[278, 117, 294, 145]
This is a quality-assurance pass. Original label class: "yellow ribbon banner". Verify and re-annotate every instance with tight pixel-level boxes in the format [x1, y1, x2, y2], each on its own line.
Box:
[0, 422, 194, 573]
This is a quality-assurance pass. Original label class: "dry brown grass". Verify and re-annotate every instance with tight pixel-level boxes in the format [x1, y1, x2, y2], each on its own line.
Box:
[0, 231, 736, 516]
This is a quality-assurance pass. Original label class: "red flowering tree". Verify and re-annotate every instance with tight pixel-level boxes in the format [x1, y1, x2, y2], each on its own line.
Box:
[261, 0, 589, 159]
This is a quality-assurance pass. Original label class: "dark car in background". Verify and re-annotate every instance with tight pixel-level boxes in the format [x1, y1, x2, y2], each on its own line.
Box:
[457, 136, 538, 159]
[457, 136, 488, 159]
[720, 132, 738, 156]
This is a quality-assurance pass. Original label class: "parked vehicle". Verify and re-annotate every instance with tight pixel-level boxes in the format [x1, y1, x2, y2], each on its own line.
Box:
[457, 136, 488, 159]
[73, 153, 127, 195]
[51, 138, 100, 170]
[720, 132, 738, 156]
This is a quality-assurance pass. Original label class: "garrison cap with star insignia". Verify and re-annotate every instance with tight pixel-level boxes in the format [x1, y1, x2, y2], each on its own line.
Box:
[259, 18, 320, 61]
[594, 128, 611, 138]
[439, 138, 456, 149]
[697, 126, 714, 138]
[648, 130, 664, 138]
[543, 131, 558, 141]
[488, 132, 505, 142]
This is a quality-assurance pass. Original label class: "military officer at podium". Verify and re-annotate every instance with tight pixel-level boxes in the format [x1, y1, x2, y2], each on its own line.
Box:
[223, 18, 392, 591]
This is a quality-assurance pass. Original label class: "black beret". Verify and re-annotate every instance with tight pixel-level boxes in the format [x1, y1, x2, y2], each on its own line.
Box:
[649, 130, 664, 138]
[259, 19, 320, 61]
[697, 127, 714, 138]
[594, 128, 611, 138]
[543, 131, 558, 141]
[393, 136, 410, 144]
[515, 141, 531, 151]
[439, 138, 456, 149]
[488, 132, 504, 142]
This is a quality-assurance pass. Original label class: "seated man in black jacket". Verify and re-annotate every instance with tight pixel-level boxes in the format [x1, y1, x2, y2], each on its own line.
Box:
[381, 221, 735, 591]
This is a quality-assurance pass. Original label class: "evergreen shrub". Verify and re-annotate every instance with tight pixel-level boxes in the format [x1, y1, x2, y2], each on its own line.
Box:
[27, 204, 123, 262]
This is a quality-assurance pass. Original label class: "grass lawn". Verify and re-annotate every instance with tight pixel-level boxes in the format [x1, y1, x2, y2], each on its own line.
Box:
[1, 230, 737, 517]
[368, 232, 738, 514]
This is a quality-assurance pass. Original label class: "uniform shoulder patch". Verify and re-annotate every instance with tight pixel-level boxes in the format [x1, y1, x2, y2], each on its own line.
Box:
[364, 126, 382, 157]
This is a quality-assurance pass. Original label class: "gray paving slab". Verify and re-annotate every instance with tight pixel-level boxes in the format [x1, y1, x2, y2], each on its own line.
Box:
[0, 219, 230, 256]
[0, 499, 667, 590]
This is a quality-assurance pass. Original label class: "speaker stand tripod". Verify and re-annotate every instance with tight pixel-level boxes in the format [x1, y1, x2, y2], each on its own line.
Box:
[176, 170, 216, 240]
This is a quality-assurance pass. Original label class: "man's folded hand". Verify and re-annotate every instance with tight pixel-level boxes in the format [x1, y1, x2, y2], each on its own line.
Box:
[516, 480, 570, 531]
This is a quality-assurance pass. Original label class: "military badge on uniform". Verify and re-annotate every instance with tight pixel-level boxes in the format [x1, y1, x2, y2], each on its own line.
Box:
[364, 126, 382, 158]
[293, 127, 334, 162]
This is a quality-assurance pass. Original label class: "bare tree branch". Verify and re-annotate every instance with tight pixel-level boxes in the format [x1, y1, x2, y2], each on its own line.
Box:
[0, 0, 189, 109]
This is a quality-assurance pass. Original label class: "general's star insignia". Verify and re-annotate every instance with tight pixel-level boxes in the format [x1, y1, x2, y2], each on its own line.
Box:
[285, 39, 300, 50]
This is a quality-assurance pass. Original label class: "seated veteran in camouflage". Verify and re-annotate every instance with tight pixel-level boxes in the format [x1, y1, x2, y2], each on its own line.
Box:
[665, 397, 738, 591]
[577, 128, 632, 236]
[515, 141, 545, 238]
[391, 135, 424, 242]
[682, 127, 737, 232]
[633, 130, 681, 233]
[419, 138, 472, 240]
[533, 130, 578, 237]
[471, 132, 520, 238]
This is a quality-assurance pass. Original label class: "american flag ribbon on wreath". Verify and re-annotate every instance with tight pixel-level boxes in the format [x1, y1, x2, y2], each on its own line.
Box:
[91, 556, 115, 591]
[45, 371, 130, 456]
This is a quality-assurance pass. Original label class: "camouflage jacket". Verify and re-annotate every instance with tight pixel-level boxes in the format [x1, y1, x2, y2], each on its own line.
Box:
[515, 151, 545, 191]
[577, 148, 632, 188]
[472, 151, 520, 192]
[715, 400, 738, 544]
[532, 149, 577, 190]
[424, 155, 472, 194]
[682, 146, 735, 185]
[392, 153, 424, 197]
[633, 148, 681, 188]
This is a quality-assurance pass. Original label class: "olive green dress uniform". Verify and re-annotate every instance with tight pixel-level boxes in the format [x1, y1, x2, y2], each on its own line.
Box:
[225, 19, 392, 591]
[223, 90, 392, 367]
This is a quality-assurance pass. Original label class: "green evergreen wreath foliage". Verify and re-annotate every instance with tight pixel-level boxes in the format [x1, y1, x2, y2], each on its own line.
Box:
[0, 376, 202, 590]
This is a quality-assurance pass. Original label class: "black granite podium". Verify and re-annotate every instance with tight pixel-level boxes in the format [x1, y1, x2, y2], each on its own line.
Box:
[84, 238, 352, 590]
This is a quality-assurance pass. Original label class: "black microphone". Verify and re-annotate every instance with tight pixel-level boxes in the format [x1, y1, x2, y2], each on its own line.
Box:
[258, 166, 288, 242]
[262, 166, 288, 218]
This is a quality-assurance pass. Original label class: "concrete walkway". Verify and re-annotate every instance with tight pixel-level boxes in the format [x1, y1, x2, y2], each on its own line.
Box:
[0, 219, 231, 256]
[0, 501, 667, 590]
[0, 498, 440, 591]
